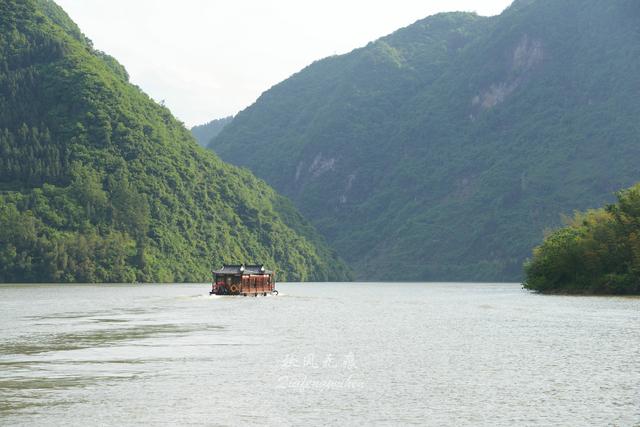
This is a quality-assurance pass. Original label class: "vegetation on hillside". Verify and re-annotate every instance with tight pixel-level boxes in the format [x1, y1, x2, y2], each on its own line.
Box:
[210, 0, 640, 281]
[0, 0, 352, 283]
[524, 184, 640, 294]
[191, 116, 233, 147]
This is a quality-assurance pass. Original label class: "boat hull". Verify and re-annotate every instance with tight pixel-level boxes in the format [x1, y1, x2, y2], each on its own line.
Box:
[209, 281, 277, 296]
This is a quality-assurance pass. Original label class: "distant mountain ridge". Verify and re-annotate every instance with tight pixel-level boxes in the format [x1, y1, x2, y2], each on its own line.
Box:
[209, 0, 640, 281]
[191, 116, 233, 147]
[0, 0, 352, 283]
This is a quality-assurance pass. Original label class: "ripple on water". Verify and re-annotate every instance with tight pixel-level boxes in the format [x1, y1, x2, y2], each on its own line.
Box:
[0, 323, 226, 356]
[0, 283, 639, 426]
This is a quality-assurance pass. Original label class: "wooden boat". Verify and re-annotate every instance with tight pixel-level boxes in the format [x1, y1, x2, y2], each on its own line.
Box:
[210, 264, 277, 296]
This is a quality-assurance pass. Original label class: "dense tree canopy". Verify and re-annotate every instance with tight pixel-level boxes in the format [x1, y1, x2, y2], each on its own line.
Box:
[0, 0, 352, 283]
[524, 184, 640, 294]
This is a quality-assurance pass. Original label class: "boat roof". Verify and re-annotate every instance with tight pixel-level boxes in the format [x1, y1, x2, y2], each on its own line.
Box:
[213, 264, 273, 275]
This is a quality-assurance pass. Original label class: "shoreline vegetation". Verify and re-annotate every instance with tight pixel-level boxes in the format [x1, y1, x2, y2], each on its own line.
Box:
[524, 184, 640, 295]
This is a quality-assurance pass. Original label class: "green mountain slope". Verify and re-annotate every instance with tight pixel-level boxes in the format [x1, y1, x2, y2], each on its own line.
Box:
[0, 0, 351, 283]
[210, 0, 640, 281]
[191, 116, 233, 147]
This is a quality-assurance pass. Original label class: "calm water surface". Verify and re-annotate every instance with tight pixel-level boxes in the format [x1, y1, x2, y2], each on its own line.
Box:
[0, 283, 639, 426]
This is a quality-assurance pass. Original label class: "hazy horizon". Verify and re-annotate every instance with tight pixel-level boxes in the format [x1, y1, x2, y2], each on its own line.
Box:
[55, 0, 512, 127]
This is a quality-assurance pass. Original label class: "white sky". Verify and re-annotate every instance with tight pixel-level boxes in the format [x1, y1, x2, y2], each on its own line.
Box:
[55, 0, 513, 127]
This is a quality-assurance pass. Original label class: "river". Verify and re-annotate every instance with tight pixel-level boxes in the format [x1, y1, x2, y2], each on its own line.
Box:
[1, 282, 638, 426]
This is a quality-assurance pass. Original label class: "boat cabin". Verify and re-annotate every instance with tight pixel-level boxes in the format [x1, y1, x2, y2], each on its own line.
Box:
[210, 264, 276, 296]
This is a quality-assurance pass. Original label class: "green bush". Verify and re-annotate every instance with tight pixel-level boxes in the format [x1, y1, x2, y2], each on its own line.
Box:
[524, 184, 640, 294]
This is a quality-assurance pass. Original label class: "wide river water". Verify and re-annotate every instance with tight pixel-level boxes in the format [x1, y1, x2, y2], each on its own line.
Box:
[0, 282, 638, 426]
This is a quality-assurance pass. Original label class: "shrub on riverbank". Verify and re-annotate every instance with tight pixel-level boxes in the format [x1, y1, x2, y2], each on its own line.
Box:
[524, 184, 640, 294]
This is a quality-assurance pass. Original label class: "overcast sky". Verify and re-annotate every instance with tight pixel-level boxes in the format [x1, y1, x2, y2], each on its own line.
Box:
[55, 0, 513, 127]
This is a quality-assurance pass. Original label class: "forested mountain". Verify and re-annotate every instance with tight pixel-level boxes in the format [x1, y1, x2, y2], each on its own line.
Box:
[210, 0, 640, 281]
[0, 0, 351, 283]
[191, 116, 233, 147]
